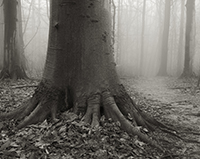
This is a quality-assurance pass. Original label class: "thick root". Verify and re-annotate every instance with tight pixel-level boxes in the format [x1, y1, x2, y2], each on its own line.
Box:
[17, 99, 55, 129]
[0, 81, 62, 129]
[0, 82, 47, 121]
[0, 97, 39, 121]
[82, 94, 101, 127]
[114, 85, 155, 130]
[81, 90, 163, 151]
[0, 68, 10, 80]
[102, 91, 163, 151]
[0, 82, 166, 151]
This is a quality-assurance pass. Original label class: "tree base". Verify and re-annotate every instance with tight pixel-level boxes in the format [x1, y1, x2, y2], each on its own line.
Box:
[0, 66, 28, 80]
[179, 70, 195, 79]
[157, 70, 168, 77]
[0, 81, 168, 151]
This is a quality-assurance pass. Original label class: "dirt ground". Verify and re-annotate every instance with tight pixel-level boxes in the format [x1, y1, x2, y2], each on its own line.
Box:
[126, 77, 200, 127]
[123, 76, 200, 158]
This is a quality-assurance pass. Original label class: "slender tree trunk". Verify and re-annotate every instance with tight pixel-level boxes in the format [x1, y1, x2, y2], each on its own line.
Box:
[157, 0, 171, 76]
[18, 0, 27, 72]
[177, 0, 185, 76]
[140, 0, 146, 74]
[181, 0, 195, 77]
[151, 0, 162, 75]
[0, 2, 4, 69]
[136, 0, 140, 75]
[0, 0, 27, 80]
[37, 0, 41, 55]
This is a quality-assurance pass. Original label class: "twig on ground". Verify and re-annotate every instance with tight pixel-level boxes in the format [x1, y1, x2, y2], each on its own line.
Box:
[11, 85, 38, 89]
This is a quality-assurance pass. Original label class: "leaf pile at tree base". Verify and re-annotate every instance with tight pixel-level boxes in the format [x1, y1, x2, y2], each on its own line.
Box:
[1, 79, 199, 158]
[0, 111, 164, 159]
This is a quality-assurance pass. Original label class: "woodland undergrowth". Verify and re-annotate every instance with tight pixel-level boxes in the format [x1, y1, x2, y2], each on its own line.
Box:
[0, 79, 199, 158]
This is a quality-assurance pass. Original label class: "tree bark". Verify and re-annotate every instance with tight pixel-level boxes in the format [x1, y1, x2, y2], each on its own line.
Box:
[0, 0, 27, 80]
[116, 0, 122, 73]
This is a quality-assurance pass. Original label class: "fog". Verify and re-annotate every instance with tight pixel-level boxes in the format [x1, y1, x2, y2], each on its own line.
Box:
[113, 0, 200, 77]
[21, 0, 49, 77]
[0, 0, 200, 78]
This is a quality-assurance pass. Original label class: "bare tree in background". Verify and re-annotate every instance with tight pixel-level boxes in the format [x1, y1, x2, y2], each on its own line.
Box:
[157, 0, 171, 76]
[181, 0, 196, 77]
[140, 0, 146, 74]
[0, 0, 27, 79]
[177, 0, 185, 75]
[0, 1, 4, 69]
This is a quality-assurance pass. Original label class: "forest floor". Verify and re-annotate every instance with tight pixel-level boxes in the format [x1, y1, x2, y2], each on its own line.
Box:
[123, 76, 200, 158]
[0, 77, 200, 158]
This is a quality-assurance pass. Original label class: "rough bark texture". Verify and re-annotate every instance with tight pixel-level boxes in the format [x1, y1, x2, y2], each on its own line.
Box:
[0, 0, 169, 151]
[181, 0, 195, 77]
[0, 0, 27, 80]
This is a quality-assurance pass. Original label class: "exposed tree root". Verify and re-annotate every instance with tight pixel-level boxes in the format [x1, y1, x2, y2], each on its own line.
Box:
[114, 85, 176, 131]
[0, 68, 10, 80]
[0, 97, 37, 120]
[0, 82, 60, 126]
[0, 81, 169, 151]
[101, 90, 163, 151]
[17, 99, 53, 129]
[114, 85, 155, 130]
[82, 94, 101, 127]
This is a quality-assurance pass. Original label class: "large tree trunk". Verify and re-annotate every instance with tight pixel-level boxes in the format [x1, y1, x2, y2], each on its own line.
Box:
[157, 0, 171, 76]
[0, 0, 27, 80]
[0, 0, 168, 150]
[181, 0, 195, 77]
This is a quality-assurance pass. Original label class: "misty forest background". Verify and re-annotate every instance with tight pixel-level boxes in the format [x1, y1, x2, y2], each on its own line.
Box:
[0, 0, 200, 78]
